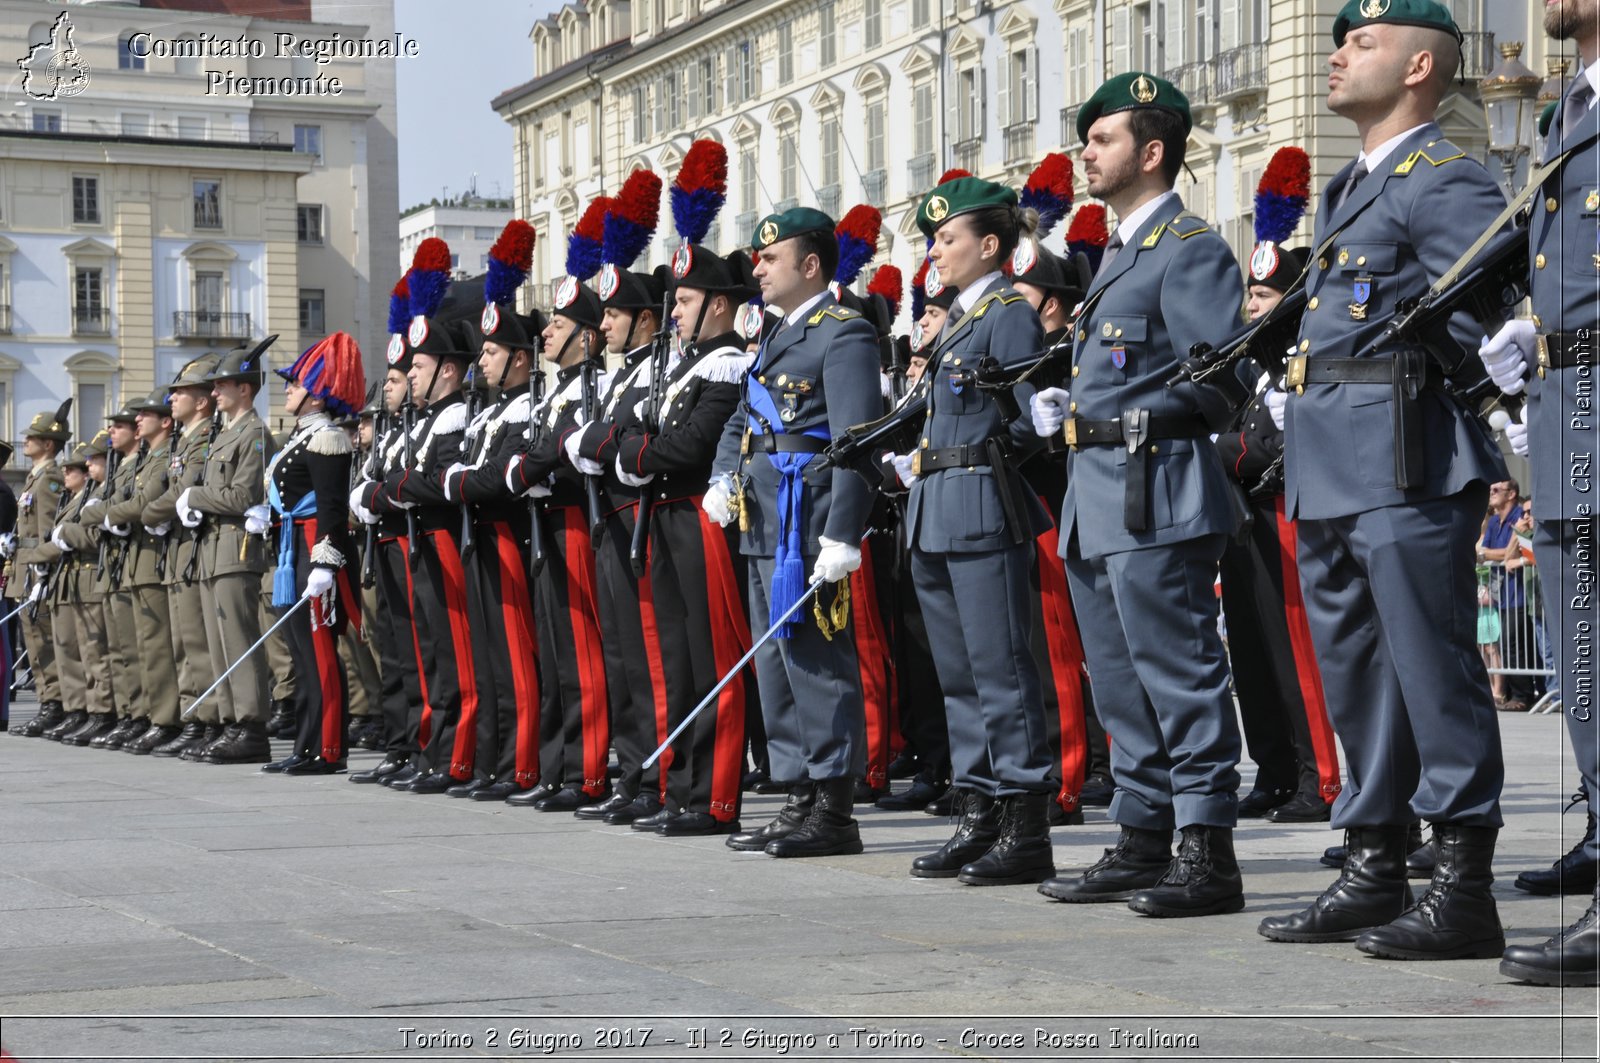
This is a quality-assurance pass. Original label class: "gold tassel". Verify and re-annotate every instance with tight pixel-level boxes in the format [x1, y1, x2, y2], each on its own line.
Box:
[813, 577, 851, 641]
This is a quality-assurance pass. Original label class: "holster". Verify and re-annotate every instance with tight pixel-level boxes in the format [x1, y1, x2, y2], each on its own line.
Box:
[1122, 408, 1152, 533]
[984, 437, 1027, 547]
[1392, 348, 1425, 491]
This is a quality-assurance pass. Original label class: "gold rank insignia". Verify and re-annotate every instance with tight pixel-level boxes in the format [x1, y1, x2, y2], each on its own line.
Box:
[1360, 0, 1390, 16]
[1337, 250, 1350, 266]
[925, 195, 949, 223]
[1131, 75, 1157, 104]
[1587, 189, 1599, 212]
[759, 220, 779, 246]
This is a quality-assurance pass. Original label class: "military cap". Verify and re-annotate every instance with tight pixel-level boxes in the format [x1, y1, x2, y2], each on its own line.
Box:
[61, 441, 94, 469]
[550, 276, 604, 331]
[920, 263, 959, 312]
[129, 389, 173, 417]
[1076, 71, 1192, 144]
[670, 244, 758, 299]
[599, 262, 671, 312]
[23, 398, 72, 443]
[1010, 240, 1084, 300]
[1248, 245, 1308, 295]
[1333, 0, 1461, 46]
[0, 439, 11, 467]
[83, 429, 110, 459]
[916, 176, 1018, 240]
[751, 207, 835, 252]
[168, 353, 221, 390]
[405, 313, 476, 366]
[206, 335, 275, 387]
[107, 401, 139, 425]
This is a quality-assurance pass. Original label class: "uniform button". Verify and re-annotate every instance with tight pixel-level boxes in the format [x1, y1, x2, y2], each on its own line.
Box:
[1149, 445, 1158, 453]
[1308, 297, 1319, 310]
[1533, 314, 1543, 329]
[758, 375, 766, 384]
[1548, 197, 1560, 212]
[1536, 254, 1547, 269]
[953, 358, 962, 366]
[1114, 328, 1124, 338]
[1319, 257, 1329, 270]
[1299, 340, 1310, 352]
[1078, 330, 1087, 342]
[1068, 401, 1077, 413]
[921, 438, 929, 447]
[1071, 366, 1079, 378]
[1356, 255, 1367, 266]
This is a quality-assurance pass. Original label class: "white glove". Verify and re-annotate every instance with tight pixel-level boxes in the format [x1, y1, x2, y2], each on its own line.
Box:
[0, 532, 15, 559]
[142, 522, 171, 538]
[503, 454, 553, 498]
[703, 473, 735, 527]
[1506, 411, 1529, 457]
[442, 462, 469, 503]
[303, 566, 336, 599]
[244, 504, 271, 536]
[102, 516, 131, 537]
[615, 455, 653, 488]
[176, 488, 201, 529]
[1263, 387, 1288, 431]
[1479, 320, 1535, 396]
[352, 498, 378, 526]
[892, 453, 917, 488]
[1030, 387, 1071, 438]
[809, 535, 862, 584]
[563, 433, 604, 476]
[50, 527, 72, 552]
[27, 579, 46, 603]
[80, 497, 105, 519]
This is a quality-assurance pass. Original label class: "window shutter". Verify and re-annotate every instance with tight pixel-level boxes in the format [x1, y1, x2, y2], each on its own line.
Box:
[997, 49, 1011, 131]
[688, 62, 701, 120]
[1025, 45, 1038, 122]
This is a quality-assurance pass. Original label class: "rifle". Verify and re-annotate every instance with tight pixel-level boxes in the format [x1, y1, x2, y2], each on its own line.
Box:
[526, 362, 550, 580]
[360, 398, 386, 589]
[458, 369, 480, 557]
[1165, 285, 1309, 392]
[182, 408, 222, 584]
[886, 335, 909, 407]
[154, 423, 178, 581]
[578, 335, 605, 531]
[402, 378, 419, 560]
[108, 439, 147, 590]
[630, 290, 674, 577]
[94, 446, 123, 582]
[30, 472, 75, 621]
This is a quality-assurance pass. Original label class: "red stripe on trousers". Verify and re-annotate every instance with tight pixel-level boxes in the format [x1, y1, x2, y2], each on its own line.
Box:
[1035, 520, 1089, 812]
[401, 535, 433, 747]
[851, 545, 893, 789]
[426, 527, 481, 779]
[634, 539, 672, 800]
[1273, 496, 1342, 802]
[698, 504, 750, 820]
[561, 507, 610, 795]
[302, 522, 347, 762]
[492, 522, 541, 787]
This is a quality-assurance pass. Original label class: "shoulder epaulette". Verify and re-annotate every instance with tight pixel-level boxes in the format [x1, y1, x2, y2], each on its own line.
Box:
[430, 402, 468, 437]
[306, 425, 354, 456]
[501, 392, 532, 425]
[972, 289, 1027, 319]
[1166, 212, 1211, 239]
[811, 305, 860, 325]
[1394, 141, 1467, 174]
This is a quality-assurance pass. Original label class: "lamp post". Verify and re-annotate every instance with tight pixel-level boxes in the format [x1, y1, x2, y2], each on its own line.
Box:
[1481, 42, 1543, 192]
[1536, 57, 1573, 159]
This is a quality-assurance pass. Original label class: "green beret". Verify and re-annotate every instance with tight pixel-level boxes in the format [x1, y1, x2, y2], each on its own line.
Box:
[751, 207, 835, 252]
[1076, 71, 1192, 145]
[1333, 0, 1461, 46]
[915, 176, 1018, 240]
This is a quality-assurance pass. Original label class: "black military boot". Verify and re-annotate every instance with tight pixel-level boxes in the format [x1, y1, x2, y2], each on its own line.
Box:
[42, 709, 89, 741]
[152, 721, 203, 758]
[130, 724, 181, 755]
[726, 783, 815, 852]
[89, 715, 136, 749]
[765, 777, 863, 858]
[1127, 825, 1246, 917]
[1322, 819, 1431, 872]
[1355, 824, 1505, 960]
[1514, 795, 1598, 896]
[203, 720, 273, 764]
[910, 791, 1000, 878]
[1259, 826, 1413, 942]
[181, 724, 225, 761]
[575, 791, 634, 820]
[1500, 886, 1600, 987]
[1265, 789, 1332, 823]
[105, 716, 149, 750]
[957, 793, 1055, 886]
[1039, 825, 1172, 902]
[601, 791, 660, 823]
[15, 700, 65, 737]
[876, 771, 949, 812]
[65, 712, 117, 747]
[265, 699, 295, 738]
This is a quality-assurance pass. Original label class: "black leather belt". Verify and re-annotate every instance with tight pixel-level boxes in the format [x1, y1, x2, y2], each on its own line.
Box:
[743, 431, 828, 456]
[911, 443, 992, 474]
[1283, 355, 1444, 390]
[1538, 330, 1598, 373]
[1066, 412, 1209, 532]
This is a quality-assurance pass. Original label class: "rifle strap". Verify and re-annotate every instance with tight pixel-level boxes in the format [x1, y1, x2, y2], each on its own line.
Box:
[1424, 149, 1571, 299]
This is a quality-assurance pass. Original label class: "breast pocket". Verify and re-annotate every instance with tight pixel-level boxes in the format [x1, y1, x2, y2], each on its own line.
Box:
[770, 373, 815, 428]
[1335, 243, 1399, 274]
[1094, 315, 1149, 376]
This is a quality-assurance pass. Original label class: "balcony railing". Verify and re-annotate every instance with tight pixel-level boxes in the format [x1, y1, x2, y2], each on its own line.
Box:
[1060, 104, 1081, 148]
[73, 308, 109, 335]
[1164, 61, 1211, 107]
[817, 183, 842, 220]
[773, 197, 799, 215]
[952, 138, 982, 174]
[2, 113, 290, 149]
[906, 152, 936, 196]
[174, 310, 251, 340]
[861, 168, 887, 207]
[1214, 43, 1268, 100]
[1003, 122, 1035, 166]
[1460, 31, 1497, 80]
[734, 210, 758, 248]
[0, 304, 9, 334]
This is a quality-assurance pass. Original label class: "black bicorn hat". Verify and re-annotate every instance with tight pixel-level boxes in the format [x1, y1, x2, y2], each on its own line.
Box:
[669, 244, 759, 301]
[1009, 239, 1084, 304]
[550, 276, 605, 331]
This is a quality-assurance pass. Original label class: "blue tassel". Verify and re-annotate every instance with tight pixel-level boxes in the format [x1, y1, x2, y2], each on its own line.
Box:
[770, 553, 805, 638]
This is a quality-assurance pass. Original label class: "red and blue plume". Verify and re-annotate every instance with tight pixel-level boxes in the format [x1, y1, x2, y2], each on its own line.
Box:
[566, 196, 612, 281]
[603, 169, 662, 270]
[387, 274, 411, 335]
[937, 168, 973, 185]
[671, 139, 728, 245]
[485, 220, 537, 307]
[1020, 153, 1075, 239]
[1065, 205, 1110, 273]
[1254, 146, 1311, 246]
[407, 237, 452, 320]
[868, 264, 902, 322]
[910, 257, 930, 320]
[288, 331, 366, 418]
[833, 204, 881, 288]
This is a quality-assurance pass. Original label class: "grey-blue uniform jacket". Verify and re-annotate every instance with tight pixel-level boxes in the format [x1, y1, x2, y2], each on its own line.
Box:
[1060, 195, 1243, 559]
[1283, 124, 1507, 520]
[905, 275, 1051, 552]
[712, 292, 883, 557]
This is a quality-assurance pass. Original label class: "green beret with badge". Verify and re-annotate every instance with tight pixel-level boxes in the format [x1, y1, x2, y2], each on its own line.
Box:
[750, 207, 835, 252]
[1075, 71, 1192, 144]
[915, 176, 1018, 240]
[1333, 0, 1461, 46]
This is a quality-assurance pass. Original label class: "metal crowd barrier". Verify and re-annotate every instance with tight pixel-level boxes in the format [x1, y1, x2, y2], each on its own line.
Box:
[1478, 554, 1561, 714]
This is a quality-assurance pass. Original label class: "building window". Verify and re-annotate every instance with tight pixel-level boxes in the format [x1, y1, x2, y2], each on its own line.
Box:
[655, 74, 669, 135]
[72, 175, 99, 224]
[819, 3, 836, 67]
[32, 110, 60, 133]
[76, 382, 104, 443]
[296, 204, 324, 244]
[866, 97, 886, 173]
[699, 57, 717, 114]
[912, 0, 930, 24]
[474, 226, 497, 240]
[293, 124, 322, 162]
[726, 39, 756, 105]
[777, 21, 794, 85]
[740, 145, 758, 214]
[120, 112, 148, 137]
[864, 0, 882, 49]
[779, 132, 798, 204]
[193, 179, 221, 229]
[913, 82, 934, 157]
[299, 289, 325, 335]
[74, 268, 105, 333]
[821, 116, 840, 188]
[632, 88, 647, 142]
[194, 271, 223, 325]
[1001, 44, 1038, 128]
[118, 35, 145, 70]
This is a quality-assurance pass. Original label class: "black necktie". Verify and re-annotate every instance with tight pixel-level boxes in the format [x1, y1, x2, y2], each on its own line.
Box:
[1095, 233, 1124, 280]
[1338, 161, 1368, 209]
[1563, 79, 1595, 143]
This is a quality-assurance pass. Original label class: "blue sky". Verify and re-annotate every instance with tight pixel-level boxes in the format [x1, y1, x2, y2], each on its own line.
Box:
[395, 0, 565, 210]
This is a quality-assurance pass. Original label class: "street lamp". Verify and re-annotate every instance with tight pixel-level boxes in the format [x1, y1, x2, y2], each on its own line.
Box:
[1536, 56, 1572, 158]
[1481, 42, 1543, 191]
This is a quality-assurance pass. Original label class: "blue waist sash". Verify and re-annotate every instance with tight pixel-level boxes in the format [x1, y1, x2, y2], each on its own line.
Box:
[267, 478, 317, 607]
[746, 381, 827, 639]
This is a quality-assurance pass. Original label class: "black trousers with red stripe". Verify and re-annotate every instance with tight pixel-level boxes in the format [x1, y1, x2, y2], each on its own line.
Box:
[649, 500, 751, 821]
[287, 520, 350, 764]
[592, 505, 667, 801]
[465, 519, 541, 788]
[374, 536, 425, 762]
[533, 506, 610, 797]
[411, 526, 480, 780]
[852, 527, 900, 792]
[1219, 496, 1340, 803]
[1031, 520, 1092, 813]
